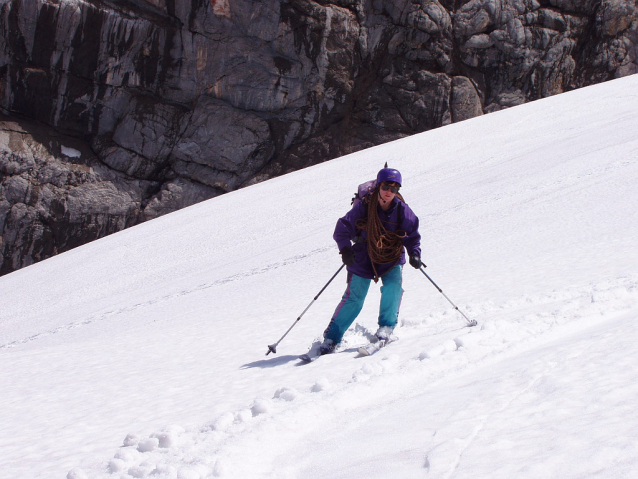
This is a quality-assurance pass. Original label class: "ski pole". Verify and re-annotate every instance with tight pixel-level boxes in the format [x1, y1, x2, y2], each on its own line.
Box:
[419, 262, 477, 327]
[266, 264, 346, 355]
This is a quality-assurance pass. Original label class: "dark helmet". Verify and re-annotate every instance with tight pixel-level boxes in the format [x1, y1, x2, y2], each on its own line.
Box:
[376, 168, 402, 186]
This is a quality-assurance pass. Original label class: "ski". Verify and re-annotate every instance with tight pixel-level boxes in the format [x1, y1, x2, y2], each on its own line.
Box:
[358, 335, 398, 356]
[300, 334, 398, 361]
[299, 352, 321, 362]
[299, 341, 323, 363]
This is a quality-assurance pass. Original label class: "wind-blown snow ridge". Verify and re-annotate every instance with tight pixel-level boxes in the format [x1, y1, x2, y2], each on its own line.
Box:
[2, 74, 638, 479]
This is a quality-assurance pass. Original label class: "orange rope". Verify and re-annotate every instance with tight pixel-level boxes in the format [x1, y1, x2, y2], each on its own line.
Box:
[355, 188, 406, 282]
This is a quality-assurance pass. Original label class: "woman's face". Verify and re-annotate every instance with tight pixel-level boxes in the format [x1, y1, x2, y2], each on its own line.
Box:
[379, 181, 400, 204]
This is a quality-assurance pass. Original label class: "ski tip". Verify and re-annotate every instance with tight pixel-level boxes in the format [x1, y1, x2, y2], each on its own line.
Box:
[357, 347, 371, 356]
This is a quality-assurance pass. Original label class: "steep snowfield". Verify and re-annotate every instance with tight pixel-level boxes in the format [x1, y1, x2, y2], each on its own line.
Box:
[1, 74, 638, 479]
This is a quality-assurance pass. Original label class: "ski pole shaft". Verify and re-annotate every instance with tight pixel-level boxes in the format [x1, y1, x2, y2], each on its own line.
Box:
[266, 264, 346, 355]
[419, 262, 477, 327]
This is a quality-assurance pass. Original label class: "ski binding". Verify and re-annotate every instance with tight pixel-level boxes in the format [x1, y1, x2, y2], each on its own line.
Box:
[358, 335, 398, 356]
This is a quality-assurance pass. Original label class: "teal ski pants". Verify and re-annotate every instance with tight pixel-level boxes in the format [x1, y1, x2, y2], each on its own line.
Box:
[323, 265, 403, 344]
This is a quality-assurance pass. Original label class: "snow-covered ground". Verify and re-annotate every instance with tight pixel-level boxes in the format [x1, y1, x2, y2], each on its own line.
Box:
[1, 74, 638, 479]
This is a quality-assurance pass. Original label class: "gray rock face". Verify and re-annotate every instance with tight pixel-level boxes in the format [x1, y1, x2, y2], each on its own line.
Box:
[0, 0, 636, 275]
[0, 118, 147, 274]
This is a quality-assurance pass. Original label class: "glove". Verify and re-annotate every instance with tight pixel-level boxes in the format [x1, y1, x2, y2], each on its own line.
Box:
[409, 254, 421, 269]
[340, 246, 355, 266]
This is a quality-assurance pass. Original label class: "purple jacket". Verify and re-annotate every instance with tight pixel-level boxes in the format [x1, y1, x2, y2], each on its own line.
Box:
[333, 197, 421, 279]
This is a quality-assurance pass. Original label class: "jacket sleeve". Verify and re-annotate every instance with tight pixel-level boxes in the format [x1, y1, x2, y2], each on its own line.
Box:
[401, 204, 422, 258]
[333, 202, 366, 251]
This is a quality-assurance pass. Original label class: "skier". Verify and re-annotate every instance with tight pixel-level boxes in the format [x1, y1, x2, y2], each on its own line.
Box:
[319, 167, 422, 355]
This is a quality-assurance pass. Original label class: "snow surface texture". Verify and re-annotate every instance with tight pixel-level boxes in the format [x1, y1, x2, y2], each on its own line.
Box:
[1, 75, 638, 479]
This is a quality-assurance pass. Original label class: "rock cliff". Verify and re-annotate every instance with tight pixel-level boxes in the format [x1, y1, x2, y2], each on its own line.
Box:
[1, 0, 636, 275]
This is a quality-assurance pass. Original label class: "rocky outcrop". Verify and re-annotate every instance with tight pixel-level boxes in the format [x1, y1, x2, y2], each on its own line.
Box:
[0, 117, 146, 274]
[0, 0, 636, 275]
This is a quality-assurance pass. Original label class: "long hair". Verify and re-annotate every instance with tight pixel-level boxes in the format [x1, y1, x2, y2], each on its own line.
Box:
[355, 187, 406, 282]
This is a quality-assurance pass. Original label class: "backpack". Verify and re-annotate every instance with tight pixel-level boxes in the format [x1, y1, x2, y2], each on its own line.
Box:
[351, 179, 377, 206]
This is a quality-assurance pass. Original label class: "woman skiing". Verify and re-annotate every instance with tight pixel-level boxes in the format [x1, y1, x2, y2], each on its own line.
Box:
[320, 167, 422, 355]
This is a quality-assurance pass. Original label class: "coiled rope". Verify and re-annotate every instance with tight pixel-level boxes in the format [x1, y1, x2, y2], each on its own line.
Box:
[355, 187, 407, 282]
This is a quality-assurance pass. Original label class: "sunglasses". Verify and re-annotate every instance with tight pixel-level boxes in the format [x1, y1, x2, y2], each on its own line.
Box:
[381, 183, 400, 194]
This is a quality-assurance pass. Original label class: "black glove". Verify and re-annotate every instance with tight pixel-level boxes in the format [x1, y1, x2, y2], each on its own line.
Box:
[409, 254, 421, 269]
[340, 246, 355, 266]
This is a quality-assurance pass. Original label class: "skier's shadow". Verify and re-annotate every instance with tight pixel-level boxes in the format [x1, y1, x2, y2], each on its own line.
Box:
[240, 355, 300, 369]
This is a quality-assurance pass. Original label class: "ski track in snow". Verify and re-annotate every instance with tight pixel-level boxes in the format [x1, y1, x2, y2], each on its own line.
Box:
[76, 274, 638, 478]
[0, 247, 331, 350]
[439, 370, 548, 479]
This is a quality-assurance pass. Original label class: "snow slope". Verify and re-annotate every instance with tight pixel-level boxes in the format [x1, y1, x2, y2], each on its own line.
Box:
[1, 74, 638, 479]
